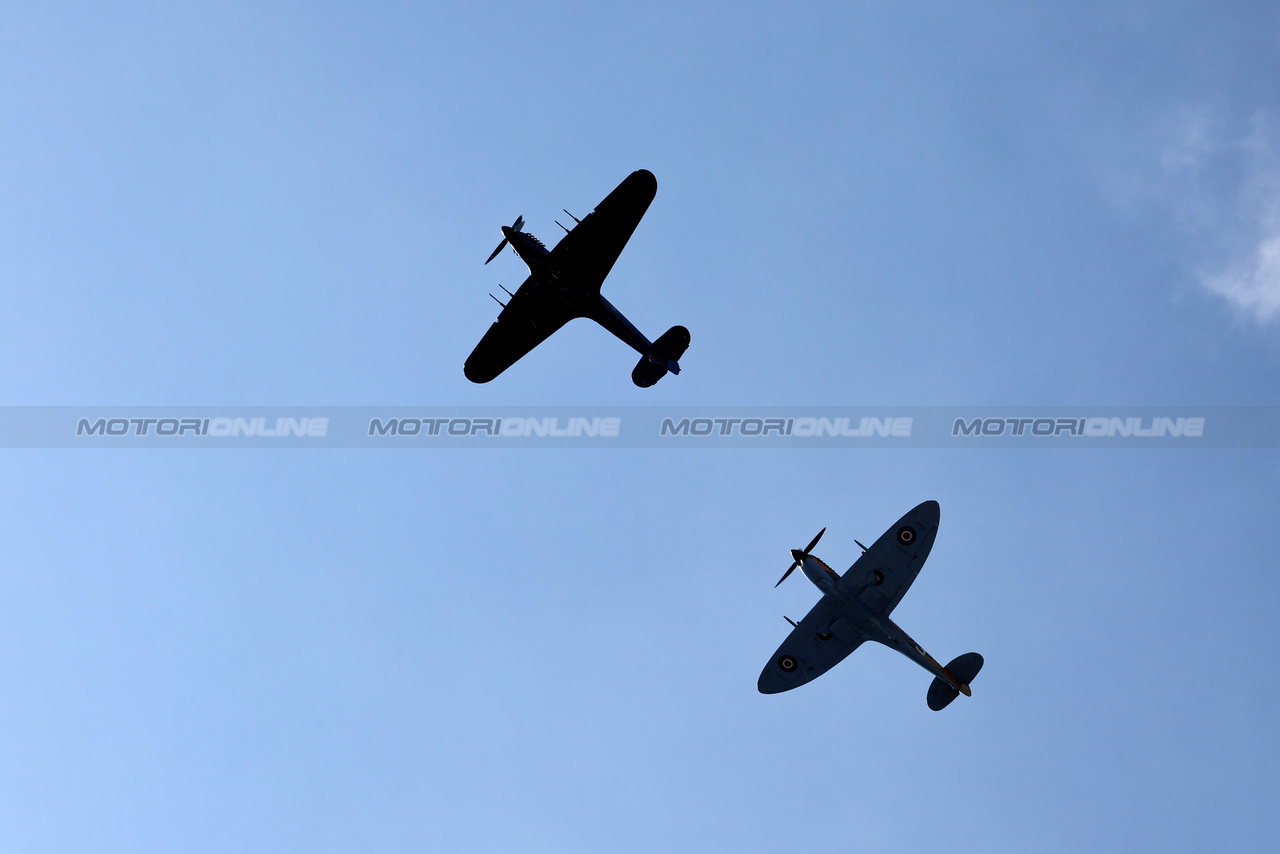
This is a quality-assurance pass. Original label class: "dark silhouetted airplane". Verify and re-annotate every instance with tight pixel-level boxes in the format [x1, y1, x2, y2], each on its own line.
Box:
[760, 501, 984, 710]
[464, 170, 689, 387]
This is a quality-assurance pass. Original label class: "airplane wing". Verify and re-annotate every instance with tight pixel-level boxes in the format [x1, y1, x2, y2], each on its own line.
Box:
[463, 278, 577, 383]
[549, 169, 657, 290]
[757, 597, 870, 694]
[838, 500, 940, 618]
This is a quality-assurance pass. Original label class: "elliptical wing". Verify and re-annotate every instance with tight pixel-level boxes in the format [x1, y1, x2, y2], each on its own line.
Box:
[838, 500, 940, 618]
[757, 597, 870, 694]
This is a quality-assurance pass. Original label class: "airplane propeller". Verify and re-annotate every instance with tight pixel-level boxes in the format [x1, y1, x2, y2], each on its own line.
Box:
[484, 215, 524, 264]
[775, 527, 826, 587]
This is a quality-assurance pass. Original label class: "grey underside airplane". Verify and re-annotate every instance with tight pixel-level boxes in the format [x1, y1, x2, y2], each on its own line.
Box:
[759, 500, 984, 710]
[464, 169, 690, 388]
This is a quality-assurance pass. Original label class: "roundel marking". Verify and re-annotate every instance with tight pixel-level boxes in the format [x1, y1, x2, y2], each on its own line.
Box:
[778, 654, 798, 672]
[896, 525, 916, 546]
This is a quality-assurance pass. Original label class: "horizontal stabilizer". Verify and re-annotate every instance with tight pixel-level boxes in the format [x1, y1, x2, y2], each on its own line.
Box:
[652, 325, 691, 361]
[926, 652, 984, 711]
[631, 325, 691, 388]
[926, 678, 959, 711]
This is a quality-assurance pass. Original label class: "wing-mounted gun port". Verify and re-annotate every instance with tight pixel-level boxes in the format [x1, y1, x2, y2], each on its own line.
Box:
[631, 325, 691, 388]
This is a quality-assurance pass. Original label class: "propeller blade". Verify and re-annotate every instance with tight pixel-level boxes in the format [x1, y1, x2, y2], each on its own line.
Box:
[803, 527, 826, 555]
[775, 560, 800, 588]
[484, 238, 508, 265]
[775, 528, 825, 588]
[511, 215, 524, 232]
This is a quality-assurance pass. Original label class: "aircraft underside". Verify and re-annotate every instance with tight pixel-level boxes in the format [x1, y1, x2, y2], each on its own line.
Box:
[465, 169, 689, 387]
[758, 501, 984, 709]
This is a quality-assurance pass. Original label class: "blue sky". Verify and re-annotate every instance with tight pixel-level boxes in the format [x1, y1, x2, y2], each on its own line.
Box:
[1, 3, 1278, 852]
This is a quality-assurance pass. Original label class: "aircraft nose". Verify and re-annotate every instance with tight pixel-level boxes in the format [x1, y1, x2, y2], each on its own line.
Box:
[790, 549, 806, 563]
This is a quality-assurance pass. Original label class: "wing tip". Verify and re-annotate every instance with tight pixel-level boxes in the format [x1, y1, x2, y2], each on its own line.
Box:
[463, 360, 497, 384]
[629, 169, 658, 198]
[912, 499, 941, 525]
[756, 675, 789, 695]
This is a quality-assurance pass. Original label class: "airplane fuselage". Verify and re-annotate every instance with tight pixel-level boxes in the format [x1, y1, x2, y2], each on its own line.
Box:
[796, 553, 841, 599]
[502, 226, 674, 370]
[794, 552, 969, 695]
[502, 227, 553, 275]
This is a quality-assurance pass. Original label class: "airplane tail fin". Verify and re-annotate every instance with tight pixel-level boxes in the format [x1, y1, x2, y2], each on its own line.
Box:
[926, 652, 984, 711]
[631, 325, 691, 388]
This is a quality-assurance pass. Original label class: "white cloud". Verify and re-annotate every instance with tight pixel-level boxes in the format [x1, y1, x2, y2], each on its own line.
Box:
[1166, 110, 1280, 324]
[1202, 229, 1280, 323]
[1161, 109, 1212, 174]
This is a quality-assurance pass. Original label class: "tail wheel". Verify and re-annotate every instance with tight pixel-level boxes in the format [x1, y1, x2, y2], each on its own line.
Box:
[778, 654, 798, 672]
[896, 526, 916, 545]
